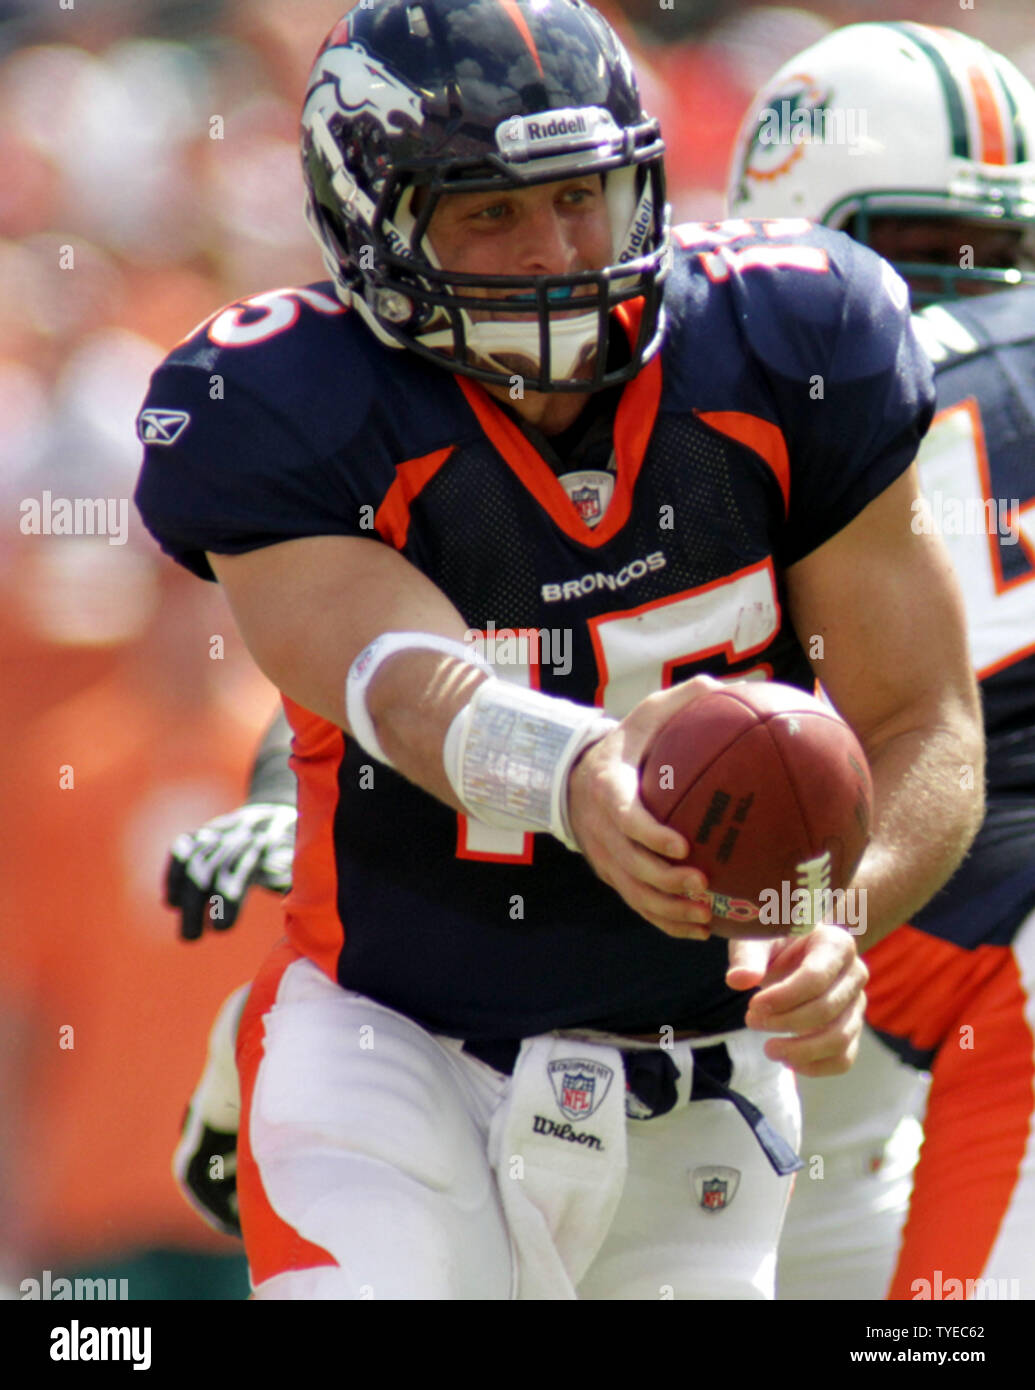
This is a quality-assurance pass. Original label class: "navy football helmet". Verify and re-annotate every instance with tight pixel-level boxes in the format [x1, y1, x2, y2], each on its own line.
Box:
[300, 0, 670, 392]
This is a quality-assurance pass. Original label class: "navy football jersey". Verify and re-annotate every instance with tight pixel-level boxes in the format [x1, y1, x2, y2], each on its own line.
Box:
[135, 221, 933, 1039]
[900, 288, 1035, 952]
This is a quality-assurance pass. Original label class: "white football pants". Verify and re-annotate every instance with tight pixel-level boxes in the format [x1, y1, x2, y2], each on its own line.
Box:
[239, 950, 801, 1300]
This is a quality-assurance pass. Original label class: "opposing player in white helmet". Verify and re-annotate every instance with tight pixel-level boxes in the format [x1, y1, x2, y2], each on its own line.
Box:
[730, 20, 1035, 1301]
[729, 19, 1035, 302]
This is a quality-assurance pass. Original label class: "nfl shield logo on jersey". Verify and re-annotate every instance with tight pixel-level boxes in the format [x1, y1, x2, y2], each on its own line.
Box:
[692, 1165, 741, 1211]
[558, 470, 615, 530]
[572, 485, 602, 523]
[548, 1058, 614, 1121]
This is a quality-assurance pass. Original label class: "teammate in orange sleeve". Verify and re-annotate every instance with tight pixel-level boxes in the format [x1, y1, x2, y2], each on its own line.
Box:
[136, 0, 981, 1299]
[728, 20, 1035, 1301]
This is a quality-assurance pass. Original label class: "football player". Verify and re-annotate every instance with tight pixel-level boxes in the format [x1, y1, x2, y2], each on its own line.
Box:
[728, 19, 1035, 1300]
[137, 0, 982, 1300]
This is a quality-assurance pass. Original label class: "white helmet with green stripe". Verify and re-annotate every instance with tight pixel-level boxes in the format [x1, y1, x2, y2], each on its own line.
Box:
[726, 21, 1035, 299]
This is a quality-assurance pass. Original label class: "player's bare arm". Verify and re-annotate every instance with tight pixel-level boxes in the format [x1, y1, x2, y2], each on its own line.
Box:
[209, 535, 479, 803]
[786, 462, 985, 952]
[209, 536, 714, 937]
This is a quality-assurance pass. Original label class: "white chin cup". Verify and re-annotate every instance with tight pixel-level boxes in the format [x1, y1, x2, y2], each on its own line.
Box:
[420, 306, 601, 380]
[415, 205, 605, 381]
[442, 677, 617, 852]
[466, 310, 601, 379]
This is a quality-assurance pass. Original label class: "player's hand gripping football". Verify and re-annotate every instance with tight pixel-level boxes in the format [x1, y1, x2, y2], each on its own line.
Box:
[166, 802, 297, 940]
[566, 678, 868, 1075]
[566, 676, 722, 939]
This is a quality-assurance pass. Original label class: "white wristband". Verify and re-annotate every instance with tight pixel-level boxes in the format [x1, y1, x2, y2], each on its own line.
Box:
[346, 631, 493, 765]
[442, 678, 617, 852]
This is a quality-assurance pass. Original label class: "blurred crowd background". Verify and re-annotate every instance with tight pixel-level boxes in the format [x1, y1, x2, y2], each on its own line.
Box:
[3, 0, 1033, 1300]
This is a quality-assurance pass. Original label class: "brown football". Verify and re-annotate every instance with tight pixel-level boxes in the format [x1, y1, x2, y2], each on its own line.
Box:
[639, 682, 872, 938]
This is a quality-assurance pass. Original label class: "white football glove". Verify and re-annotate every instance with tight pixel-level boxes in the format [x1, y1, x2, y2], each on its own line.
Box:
[166, 803, 297, 940]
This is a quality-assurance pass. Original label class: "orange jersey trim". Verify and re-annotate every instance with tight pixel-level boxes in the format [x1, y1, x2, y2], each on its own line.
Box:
[375, 446, 455, 550]
[865, 925, 1010, 1051]
[456, 301, 662, 549]
[865, 926, 1035, 1297]
[282, 695, 346, 983]
[694, 411, 791, 516]
[455, 820, 535, 863]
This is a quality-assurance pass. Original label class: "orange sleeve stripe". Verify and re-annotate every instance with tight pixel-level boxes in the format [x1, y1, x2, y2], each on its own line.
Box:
[282, 696, 347, 984]
[375, 446, 455, 550]
[887, 960, 1034, 1298]
[865, 927, 1035, 1297]
[865, 925, 1001, 1051]
[695, 410, 791, 516]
